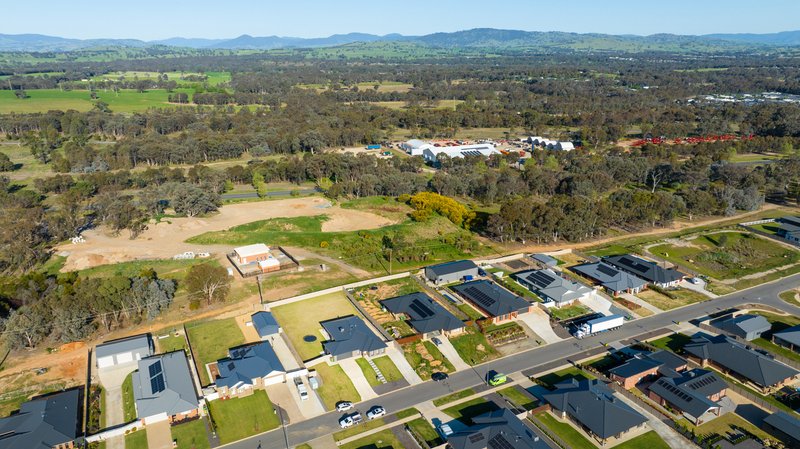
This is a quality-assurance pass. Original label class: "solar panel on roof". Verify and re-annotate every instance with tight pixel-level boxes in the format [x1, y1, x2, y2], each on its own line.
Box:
[526, 270, 556, 287]
[151, 372, 165, 393]
[468, 433, 485, 443]
[148, 360, 162, 377]
[596, 264, 619, 277]
[408, 300, 434, 318]
[464, 286, 497, 308]
[488, 434, 516, 449]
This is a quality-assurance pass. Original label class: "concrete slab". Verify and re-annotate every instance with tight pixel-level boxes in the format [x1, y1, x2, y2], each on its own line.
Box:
[285, 377, 325, 418]
[579, 291, 612, 316]
[97, 363, 138, 427]
[515, 307, 562, 344]
[385, 345, 423, 385]
[265, 383, 304, 424]
[437, 337, 470, 371]
[105, 435, 124, 449]
[145, 420, 173, 449]
[337, 358, 378, 400]
[271, 332, 301, 371]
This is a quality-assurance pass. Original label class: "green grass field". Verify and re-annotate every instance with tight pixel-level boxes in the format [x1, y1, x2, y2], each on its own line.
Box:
[339, 428, 404, 449]
[534, 412, 595, 449]
[498, 386, 539, 410]
[171, 418, 211, 449]
[448, 327, 499, 366]
[433, 388, 475, 407]
[121, 373, 137, 422]
[635, 288, 709, 310]
[92, 70, 231, 86]
[153, 327, 189, 353]
[207, 390, 280, 443]
[313, 363, 361, 410]
[77, 258, 216, 281]
[124, 430, 148, 449]
[648, 333, 691, 352]
[261, 258, 360, 298]
[271, 291, 358, 361]
[0, 88, 197, 113]
[355, 356, 405, 387]
[185, 318, 245, 385]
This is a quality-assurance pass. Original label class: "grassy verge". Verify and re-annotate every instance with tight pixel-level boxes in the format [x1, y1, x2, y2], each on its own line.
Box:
[171, 418, 211, 449]
[121, 373, 136, 422]
[448, 327, 499, 366]
[443, 398, 499, 425]
[396, 407, 420, 419]
[333, 417, 386, 441]
[271, 291, 357, 361]
[314, 363, 361, 410]
[433, 388, 475, 407]
[124, 430, 148, 449]
[186, 318, 245, 385]
[207, 390, 280, 443]
[779, 289, 800, 307]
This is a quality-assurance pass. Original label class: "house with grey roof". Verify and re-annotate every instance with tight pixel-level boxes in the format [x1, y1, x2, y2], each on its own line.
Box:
[542, 378, 647, 444]
[451, 280, 531, 324]
[512, 269, 591, 308]
[425, 260, 479, 285]
[251, 311, 281, 339]
[0, 389, 81, 449]
[773, 324, 800, 352]
[603, 255, 684, 288]
[776, 216, 800, 244]
[714, 314, 771, 341]
[381, 292, 464, 338]
[321, 316, 387, 361]
[572, 262, 647, 297]
[684, 334, 799, 391]
[763, 411, 800, 447]
[95, 333, 154, 370]
[215, 342, 286, 398]
[446, 408, 553, 449]
[608, 349, 687, 390]
[647, 369, 728, 425]
[531, 253, 558, 268]
[132, 351, 200, 424]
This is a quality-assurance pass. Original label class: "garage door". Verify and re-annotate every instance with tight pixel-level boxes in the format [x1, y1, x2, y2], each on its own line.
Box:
[116, 352, 134, 364]
[97, 356, 115, 369]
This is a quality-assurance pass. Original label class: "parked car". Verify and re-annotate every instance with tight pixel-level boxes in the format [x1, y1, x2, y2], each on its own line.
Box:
[478, 268, 487, 277]
[432, 372, 449, 382]
[488, 372, 508, 386]
[366, 406, 386, 420]
[438, 423, 454, 438]
[336, 401, 354, 412]
[431, 337, 442, 346]
[339, 412, 363, 428]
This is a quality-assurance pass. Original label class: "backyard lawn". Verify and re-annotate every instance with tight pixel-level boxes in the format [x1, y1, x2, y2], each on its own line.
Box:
[171, 418, 211, 449]
[313, 362, 361, 410]
[271, 291, 358, 361]
[153, 327, 189, 354]
[534, 412, 595, 449]
[186, 318, 245, 385]
[610, 431, 669, 449]
[121, 373, 136, 422]
[355, 356, 405, 387]
[339, 429, 404, 449]
[448, 327, 499, 366]
[351, 276, 422, 299]
[649, 231, 799, 280]
[402, 340, 455, 380]
[684, 412, 772, 442]
[207, 390, 280, 443]
[443, 397, 499, 425]
[124, 430, 148, 449]
[536, 367, 595, 388]
[636, 288, 709, 310]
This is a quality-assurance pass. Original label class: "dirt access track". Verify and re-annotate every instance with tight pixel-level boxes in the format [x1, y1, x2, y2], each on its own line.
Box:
[57, 197, 395, 271]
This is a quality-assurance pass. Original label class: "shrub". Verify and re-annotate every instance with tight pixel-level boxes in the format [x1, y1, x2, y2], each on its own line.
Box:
[319, 241, 329, 248]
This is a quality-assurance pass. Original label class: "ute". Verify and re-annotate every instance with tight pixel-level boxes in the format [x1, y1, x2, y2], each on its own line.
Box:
[488, 373, 508, 386]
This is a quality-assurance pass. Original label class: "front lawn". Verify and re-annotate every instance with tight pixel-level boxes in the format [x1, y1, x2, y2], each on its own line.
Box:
[636, 288, 708, 310]
[610, 431, 669, 449]
[536, 367, 595, 388]
[313, 362, 361, 410]
[333, 417, 386, 441]
[124, 430, 148, 449]
[407, 417, 444, 447]
[121, 373, 136, 422]
[402, 340, 455, 380]
[186, 318, 245, 385]
[448, 327, 499, 366]
[443, 397, 499, 425]
[355, 356, 404, 387]
[171, 418, 210, 449]
[207, 390, 280, 444]
[498, 386, 538, 410]
[647, 333, 691, 353]
[534, 412, 594, 449]
[339, 429, 404, 449]
[548, 304, 593, 321]
[271, 291, 358, 361]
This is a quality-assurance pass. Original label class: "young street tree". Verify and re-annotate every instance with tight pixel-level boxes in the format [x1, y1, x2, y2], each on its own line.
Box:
[185, 263, 231, 307]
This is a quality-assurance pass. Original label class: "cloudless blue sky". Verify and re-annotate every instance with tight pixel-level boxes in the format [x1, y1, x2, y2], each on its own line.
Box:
[6, 0, 800, 40]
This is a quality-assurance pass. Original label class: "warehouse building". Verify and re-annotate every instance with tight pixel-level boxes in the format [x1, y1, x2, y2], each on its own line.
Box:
[96, 334, 154, 370]
[424, 260, 480, 285]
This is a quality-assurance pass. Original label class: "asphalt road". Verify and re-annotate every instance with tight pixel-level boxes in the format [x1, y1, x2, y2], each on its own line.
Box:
[225, 273, 800, 449]
[221, 188, 318, 200]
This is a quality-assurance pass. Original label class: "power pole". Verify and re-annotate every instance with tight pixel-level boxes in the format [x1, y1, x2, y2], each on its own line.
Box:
[388, 248, 393, 275]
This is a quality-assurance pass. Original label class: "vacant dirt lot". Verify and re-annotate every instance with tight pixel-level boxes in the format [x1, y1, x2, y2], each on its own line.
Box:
[57, 197, 395, 271]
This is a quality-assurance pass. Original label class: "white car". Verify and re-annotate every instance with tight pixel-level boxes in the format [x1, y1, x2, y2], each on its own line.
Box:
[367, 406, 386, 420]
[336, 401, 354, 412]
[339, 415, 355, 429]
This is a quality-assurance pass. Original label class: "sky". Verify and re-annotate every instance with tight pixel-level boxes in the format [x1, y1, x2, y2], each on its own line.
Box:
[4, 0, 800, 40]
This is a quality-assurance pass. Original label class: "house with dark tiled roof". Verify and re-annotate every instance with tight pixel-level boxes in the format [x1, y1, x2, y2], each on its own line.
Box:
[451, 280, 532, 324]
[609, 350, 688, 389]
[773, 324, 800, 352]
[572, 262, 647, 297]
[684, 334, 799, 391]
[542, 378, 647, 444]
[602, 255, 684, 288]
[512, 269, 591, 308]
[764, 411, 800, 447]
[647, 369, 728, 425]
[321, 316, 387, 361]
[0, 389, 81, 449]
[424, 260, 479, 285]
[446, 408, 554, 449]
[776, 216, 800, 244]
[132, 351, 200, 424]
[714, 314, 771, 341]
[215, 342, 286, 398]
[381, 292, 464, 338]
[251, 311, 280, 339]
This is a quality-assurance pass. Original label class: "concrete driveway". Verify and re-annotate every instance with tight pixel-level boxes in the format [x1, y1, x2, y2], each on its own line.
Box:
[265, 383, 304, 424]
[515, 308, 562, 344]
[436, 337, 470, 371]
[97, 363, 139, 427]
[272, 333, 302, 371]
[579, 291, 612, 315]
[679, 279, 718, 298]
[337, 358, 378, 400]
[146, 419, 174, 449]
[385, 346, 423, 385]
[614, 390, 691, 449]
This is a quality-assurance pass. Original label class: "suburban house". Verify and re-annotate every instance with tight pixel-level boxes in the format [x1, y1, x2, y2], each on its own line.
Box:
[381, 292, 465, 338]
[608, 350, 688, 389]
[512, 269, 591, 308]
[215, 342, 286, 398]
[647, 369, 728, 425]
[451, 280, 531, 323]
[0, 389, 81, 449]
[683, 334, 799, 391]
[602, 254, 684, 288]
[772, 324, 800, 352]
[531, 253, 558, 268]
[763, 411, 800, 447]
[425, 260, 480, 285]
[321, 316, 387, 361]
[95, 333, 154, 370]
[132, 351, 200, 424]
[251, 311, 281, 340]
[775, 216, 800, 244]
[713, 314, 771, 341]
[542, 378, 648, 445]
[572, 262, 647, 297]
[446, 408, 552, 449]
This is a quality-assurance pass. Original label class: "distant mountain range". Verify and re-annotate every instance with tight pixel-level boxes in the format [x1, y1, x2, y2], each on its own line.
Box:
[1, 28, 799, 53]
